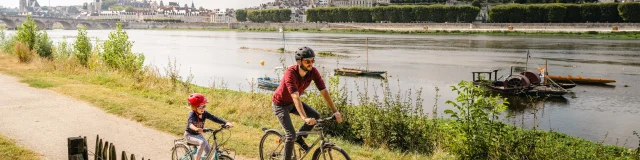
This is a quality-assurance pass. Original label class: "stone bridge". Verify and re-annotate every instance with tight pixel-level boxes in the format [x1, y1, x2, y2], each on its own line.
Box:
[0, 15, 119, 30]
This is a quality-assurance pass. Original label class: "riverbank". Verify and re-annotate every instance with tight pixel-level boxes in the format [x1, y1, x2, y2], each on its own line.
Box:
[128, 22, 640, 40]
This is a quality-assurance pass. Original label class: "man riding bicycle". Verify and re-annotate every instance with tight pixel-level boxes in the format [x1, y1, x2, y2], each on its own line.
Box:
[271, 46, 344, 160]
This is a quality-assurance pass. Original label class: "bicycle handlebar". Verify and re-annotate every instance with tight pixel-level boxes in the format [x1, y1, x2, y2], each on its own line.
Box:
[316, 115, 336, 124]
[203, 125, 230, 133]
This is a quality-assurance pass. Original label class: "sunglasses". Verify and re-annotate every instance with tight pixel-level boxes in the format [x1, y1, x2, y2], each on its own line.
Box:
[302, 58, 315, 64]
[197, 105, 206, 109]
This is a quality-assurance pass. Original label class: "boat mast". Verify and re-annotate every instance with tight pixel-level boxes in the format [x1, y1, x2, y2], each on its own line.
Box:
[366, 37, 369, 71]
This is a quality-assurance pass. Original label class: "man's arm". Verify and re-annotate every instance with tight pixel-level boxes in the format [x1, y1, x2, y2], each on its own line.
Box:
[320, 89, 343, 123]
[320, 89, 337, 113]
[292, 91, 316, 125]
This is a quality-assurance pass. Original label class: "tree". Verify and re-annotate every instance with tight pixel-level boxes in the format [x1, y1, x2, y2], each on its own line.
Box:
[159, 0, 164, 7]
[236, 9, 248, 22]
[125, 5, 135, 12]
[35, 30, 53, 59]
[472, 0, 482, 8]
[73, 26, 92, 66]
[199, 6, 205, 11]
[16, 15, 38, 51]
[102, 0, 117, 10]
[102, 22, 145, 73]
[110, 5, 124, 11]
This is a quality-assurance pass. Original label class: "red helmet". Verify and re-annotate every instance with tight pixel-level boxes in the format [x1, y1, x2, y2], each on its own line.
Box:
[188, 93, 208, 107]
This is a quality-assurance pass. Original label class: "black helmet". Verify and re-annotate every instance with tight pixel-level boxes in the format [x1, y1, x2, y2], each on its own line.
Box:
[295, 47, 315, 60]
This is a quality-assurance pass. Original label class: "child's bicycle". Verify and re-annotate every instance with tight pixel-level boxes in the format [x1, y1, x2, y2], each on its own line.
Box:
[171, 125, 234, 160]
[259, 116, 351, 160]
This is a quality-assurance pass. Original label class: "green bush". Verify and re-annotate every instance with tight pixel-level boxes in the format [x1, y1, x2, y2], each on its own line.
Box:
[307, 5, 479, 23]
[347, 7, 373, 23]
[489, 4, 528, 23]
[599, 3, 621, 22]
[618, 3, 640, 22]
[34, 30, 53, 59]
[73, 26, 92, 66]
[489, 3, 625, 23]
[563, 4, 582, 22]
[546, 4, 567, 22]
[527, 4, 548, 22]
[236, 9, 248, 22]
[16, 15, 38, 51]
[247, 9, 291, 23]
[54, 36, 73, 60]
[102, 22, 145, 73]
[581, 3, 601, 22]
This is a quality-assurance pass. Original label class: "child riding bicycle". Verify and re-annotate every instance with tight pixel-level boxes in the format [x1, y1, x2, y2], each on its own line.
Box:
[185, 93, 234, 160]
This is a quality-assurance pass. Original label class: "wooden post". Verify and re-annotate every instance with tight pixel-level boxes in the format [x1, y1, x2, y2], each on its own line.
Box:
[122, 151, 127, 160]
[95, 136, 100, 160]
[366, 37, 369, 70]
[131, 154, 136, 160]
[525, 50, 529, 71]
[545, 60, 548, 85]
[102, 141, 108, 160]
[111, 144, 116, 160]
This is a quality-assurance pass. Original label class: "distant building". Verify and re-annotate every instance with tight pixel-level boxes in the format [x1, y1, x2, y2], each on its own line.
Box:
[211, 8, 235, 23]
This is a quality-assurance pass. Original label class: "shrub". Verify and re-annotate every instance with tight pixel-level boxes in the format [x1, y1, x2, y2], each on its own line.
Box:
[581, 3, 601, 22]
[102, 22, 145, 74]
[236, 9, 248, 22]
[54, 36, 73, 60]
[73, 26, 92, 66]
[618, 2, 640, 22]
[14, 42, 34, 63]
[599, 3, 621, 22]
[34, 30, 53, 59]
[16, 15, 38, 51]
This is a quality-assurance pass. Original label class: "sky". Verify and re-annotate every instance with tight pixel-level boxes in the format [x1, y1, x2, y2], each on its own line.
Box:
[1, 0, 268, 9]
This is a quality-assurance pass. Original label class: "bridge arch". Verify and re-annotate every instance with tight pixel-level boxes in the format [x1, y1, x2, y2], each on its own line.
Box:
[33, 19, 46, 30]
[98, 23, 111, 29]
[78, 22, 94, 29]
[0, 18, 17, 29]
[53, 21, 74, 30]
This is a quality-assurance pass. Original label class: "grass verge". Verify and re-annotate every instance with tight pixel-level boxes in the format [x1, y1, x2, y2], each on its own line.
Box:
[0, 134, 40, 160]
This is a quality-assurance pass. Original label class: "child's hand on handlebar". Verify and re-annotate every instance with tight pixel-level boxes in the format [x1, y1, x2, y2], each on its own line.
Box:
[197, 128, 203, 134]
[225, 122, 234, 128]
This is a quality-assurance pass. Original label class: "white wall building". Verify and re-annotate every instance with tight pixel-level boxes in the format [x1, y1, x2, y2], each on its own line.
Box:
[211, 9, 235, 23]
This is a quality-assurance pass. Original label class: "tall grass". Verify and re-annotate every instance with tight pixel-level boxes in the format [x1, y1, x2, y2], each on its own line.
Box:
[14, 42, 34, 63]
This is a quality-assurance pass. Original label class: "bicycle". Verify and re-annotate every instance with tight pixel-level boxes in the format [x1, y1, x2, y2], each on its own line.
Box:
[172, 125, 234, 160]
[259, 116, 351, 160]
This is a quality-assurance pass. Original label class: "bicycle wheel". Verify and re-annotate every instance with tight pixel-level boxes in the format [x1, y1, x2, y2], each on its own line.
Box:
[259, 130, 285, 160]
[218, 154, 233, 160]
[311, 145, 351, 160]
[171, 144, 193, 160]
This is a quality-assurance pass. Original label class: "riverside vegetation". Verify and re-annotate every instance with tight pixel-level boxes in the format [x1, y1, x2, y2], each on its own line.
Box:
[1, 16, 640, 159]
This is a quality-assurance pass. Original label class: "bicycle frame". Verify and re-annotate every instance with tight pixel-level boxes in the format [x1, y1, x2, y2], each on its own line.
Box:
[294, 130, 326, 160]
[180, 128, 226, 160]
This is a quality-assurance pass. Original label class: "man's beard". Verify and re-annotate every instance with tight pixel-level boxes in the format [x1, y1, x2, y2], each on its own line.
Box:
[300, 65, 311, 72]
